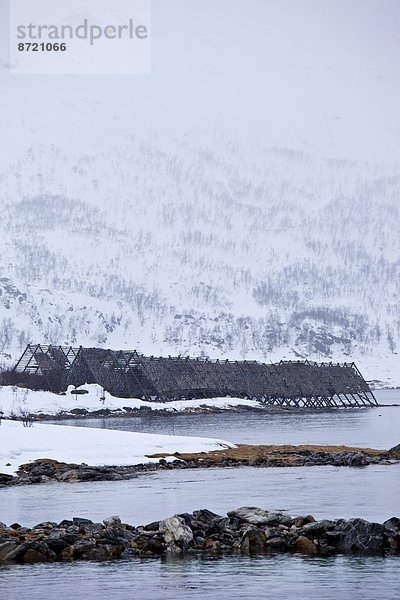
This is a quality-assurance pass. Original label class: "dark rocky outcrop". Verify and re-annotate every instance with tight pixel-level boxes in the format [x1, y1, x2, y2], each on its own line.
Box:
[387, 443, 400, 459]
[0, 442, 396, 489]
[333, 518, 386, 554]
[0, 507, 399, 566]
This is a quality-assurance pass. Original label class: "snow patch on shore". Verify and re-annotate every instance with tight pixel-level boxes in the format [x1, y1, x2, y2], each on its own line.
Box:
[0, 384, 262, 418]
[0, 419, 235, 475]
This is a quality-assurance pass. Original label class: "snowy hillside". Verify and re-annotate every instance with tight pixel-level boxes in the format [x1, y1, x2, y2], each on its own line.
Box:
[0, 130, 399, 385]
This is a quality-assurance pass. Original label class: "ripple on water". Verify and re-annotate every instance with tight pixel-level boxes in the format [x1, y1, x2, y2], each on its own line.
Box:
[0, 554, 399, 600]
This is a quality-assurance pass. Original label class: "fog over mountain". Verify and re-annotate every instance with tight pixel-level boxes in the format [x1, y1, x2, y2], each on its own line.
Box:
[0, 0, 399, 384]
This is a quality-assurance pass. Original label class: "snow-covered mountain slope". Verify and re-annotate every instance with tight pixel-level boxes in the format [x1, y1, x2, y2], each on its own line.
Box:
[0, 130, 399, 385]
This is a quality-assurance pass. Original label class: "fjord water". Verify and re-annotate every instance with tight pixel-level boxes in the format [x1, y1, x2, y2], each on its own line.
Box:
[1, 389, 399, 599]
[51, 389, 400, 449]
[1, 555, 399, 600]
[2, 463, 400, 527]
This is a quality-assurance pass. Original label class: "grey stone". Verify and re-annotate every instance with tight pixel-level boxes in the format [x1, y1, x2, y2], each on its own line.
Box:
[228, 507, 285, 525]
[73, 540, 96, 558]
[300, 520, 335, 536]
[73, 517, 94, 527]
[33, 521, 57, 529]
[0, 541, 19, 562]
[46, 537, 70, 556]
[240, 527, 267, 555]
[383, 517, 400, 532]
[0, 473, 14, 484]
[388, 443, 400, 459]
[159, 516, 193, 548]
[266, 536, 290, 552]
[335, 519, 385, 554]
[349, 453, 369, 467]
[103, 516, 122, 528]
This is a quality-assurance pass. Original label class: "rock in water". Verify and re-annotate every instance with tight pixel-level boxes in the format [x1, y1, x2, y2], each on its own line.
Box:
[383, 517, 400, 532]
[0, 473, 14, 484]
[23, 548, 48, 564]
[293, 535, 318, 555]
[335, 519, 385, 554]
[240, 527, 267, 555]
[103, 516, 122, 527]
[228, 507, 291, 526]
[0, 542, 20, 562]
[388, 443, 400, 459]
[159, 516, 194, 549]
[349, 453, 369, 467]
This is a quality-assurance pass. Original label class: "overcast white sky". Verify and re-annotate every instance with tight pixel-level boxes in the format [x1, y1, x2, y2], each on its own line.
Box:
[1, 0, 400, 162]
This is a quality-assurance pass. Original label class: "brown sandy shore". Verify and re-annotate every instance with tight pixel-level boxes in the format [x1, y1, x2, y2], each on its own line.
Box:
[150, 443, 389, 465]
[1, 443, 399, 488]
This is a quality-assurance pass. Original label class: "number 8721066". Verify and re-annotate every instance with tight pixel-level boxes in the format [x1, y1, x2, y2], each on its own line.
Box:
[18, 42, 67, 51]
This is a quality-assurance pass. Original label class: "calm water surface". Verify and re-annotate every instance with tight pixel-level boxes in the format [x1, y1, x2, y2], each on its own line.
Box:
[1, 389, 399, 599]
[50, 389, 400, 449]
[2, 464, 400, 527]
[1, 554, 399, 600]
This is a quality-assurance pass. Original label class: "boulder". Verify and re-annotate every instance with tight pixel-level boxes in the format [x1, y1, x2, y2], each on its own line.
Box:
[228, 507, 270, 524]
[216, 516, 240, 533]
[132, 535, 165, 555]
[61, 545, 74, 561]
[299, 520, 335, 537]
[318, 542, 336, 556]
[74, 469, 104, 482]
[240, 527, 267, 555]
[0, 473, 14, 484]
[81, 546, 110, 561]
[22, 548, 48, 564]
[58, 519, 73, 528]
[291, 515, 316, 527]
[227, 507, 291, 526]
[293, 535, 318, 555]
[387, 443, 400, 459]
[383, 517, 400, 532]
[73, 517, 94, 527]
[32, 521, 57, 530]
[46, 537, 70, 557]
[57, 470, 80, 482]
[191, 509, 222, 530]
[73, 540, 96, 558]
[103, 516, 122, 528]
[0, 541, 20, 562]
[143, 521, 160, 532]
[264, 527, 283, 539]
[159, 516, 193, 549]
[29, 463, 56, 477]
[334, 519, 385, 554]
[266, 536, 290, 552]
[349, 453, 369, 467]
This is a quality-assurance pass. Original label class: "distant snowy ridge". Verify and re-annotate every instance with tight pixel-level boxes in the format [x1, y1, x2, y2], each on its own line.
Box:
[0, 132, 399, 385]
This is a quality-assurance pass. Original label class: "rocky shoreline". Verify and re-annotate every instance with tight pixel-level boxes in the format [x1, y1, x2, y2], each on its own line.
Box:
[5, 399, 399, 422]
[9, 404, 285, 421]
[1, 443, 399, 488]
[1, 507, 399, 565]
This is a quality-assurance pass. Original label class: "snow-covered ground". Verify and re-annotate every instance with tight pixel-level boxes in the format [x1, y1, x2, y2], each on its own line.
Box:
[0, 383, 262, 418]
[0, 419, 234, 476]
